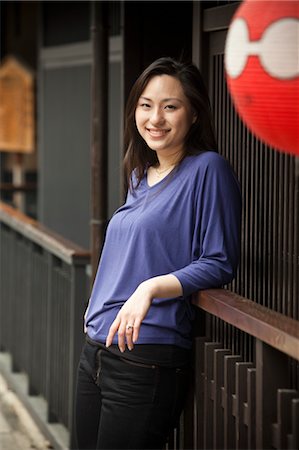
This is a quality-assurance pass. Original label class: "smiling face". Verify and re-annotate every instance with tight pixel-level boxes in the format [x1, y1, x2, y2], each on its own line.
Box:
[135, 75, 196, 159]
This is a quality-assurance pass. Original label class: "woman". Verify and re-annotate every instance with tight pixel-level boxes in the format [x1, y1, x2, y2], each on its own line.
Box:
[75, 57, 241, 450]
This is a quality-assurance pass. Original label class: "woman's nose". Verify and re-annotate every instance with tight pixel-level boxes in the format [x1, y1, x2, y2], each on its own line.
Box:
[150, 108, 164, 125]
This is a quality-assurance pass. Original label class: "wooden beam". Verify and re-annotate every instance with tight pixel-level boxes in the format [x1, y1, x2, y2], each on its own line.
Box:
[0, 201, 90, 264]
[193, 289, 299, 361]
[0, 182, 37, 192]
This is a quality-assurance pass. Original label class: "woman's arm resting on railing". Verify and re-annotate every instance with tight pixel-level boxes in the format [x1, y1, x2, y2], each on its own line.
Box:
[172, 155, 242, 297]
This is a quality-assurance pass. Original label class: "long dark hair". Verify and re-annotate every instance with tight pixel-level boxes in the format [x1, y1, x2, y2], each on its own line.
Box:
[123, 57, 218, 191]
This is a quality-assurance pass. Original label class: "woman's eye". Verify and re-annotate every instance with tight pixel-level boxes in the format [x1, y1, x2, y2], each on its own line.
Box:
[140, 103, 151, 109]
[165, 105, 176, 110]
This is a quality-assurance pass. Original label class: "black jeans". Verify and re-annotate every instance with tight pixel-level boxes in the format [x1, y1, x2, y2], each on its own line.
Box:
[74, 340, 190, 450]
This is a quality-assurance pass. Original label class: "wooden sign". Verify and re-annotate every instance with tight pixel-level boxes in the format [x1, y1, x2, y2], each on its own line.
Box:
[0, 56, 35, 153]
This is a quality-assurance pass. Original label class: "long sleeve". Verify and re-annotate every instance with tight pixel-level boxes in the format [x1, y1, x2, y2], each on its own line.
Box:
[172, 154, 241, 297]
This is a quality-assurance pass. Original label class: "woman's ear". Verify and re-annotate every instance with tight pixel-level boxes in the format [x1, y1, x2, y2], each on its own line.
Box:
[192, 112, 197, 124]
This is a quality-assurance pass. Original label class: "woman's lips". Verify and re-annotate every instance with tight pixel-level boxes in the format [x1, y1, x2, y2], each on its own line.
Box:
[146, 128, 170, 137]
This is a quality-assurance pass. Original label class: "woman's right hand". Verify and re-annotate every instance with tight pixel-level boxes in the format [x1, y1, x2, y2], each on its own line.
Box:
[105, 274, 183, 352]
[105, 281, 154, 352]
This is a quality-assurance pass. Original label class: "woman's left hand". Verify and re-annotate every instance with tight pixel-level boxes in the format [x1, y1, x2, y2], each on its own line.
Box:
[105, 281, 154, 352]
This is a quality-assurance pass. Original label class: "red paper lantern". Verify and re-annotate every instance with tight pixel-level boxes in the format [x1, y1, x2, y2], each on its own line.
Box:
[225, 0, 299, 156]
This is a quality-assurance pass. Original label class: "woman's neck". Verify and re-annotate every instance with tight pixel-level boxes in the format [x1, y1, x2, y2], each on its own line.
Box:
[155, 149, 184, 170]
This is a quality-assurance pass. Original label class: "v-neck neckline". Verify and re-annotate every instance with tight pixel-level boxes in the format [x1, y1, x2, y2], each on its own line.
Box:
[146, 165, 178, 188]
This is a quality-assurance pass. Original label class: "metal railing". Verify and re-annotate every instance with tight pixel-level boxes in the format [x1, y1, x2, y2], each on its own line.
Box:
[0, 201, 90, 445]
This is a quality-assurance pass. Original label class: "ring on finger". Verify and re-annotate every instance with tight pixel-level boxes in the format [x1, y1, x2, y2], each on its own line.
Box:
[126, 324, 134, 331]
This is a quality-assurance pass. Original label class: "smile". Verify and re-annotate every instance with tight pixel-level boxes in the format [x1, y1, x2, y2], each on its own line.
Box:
[146, 128, 170, 137]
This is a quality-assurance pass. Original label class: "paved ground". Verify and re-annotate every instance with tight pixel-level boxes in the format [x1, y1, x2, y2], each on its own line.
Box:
[0, 373, 51, 449]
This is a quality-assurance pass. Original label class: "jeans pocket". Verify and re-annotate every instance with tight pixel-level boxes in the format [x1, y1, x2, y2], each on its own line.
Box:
[78, 342, 102, 385]
[118, 356, 157, 370]
[100, 351, 159, 406]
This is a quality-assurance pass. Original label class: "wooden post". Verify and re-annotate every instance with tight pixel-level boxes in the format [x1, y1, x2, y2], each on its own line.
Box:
[192, 1, 203, 70]
[12, 153, 25, 211]
[255, 340, 289, 449]
[90, 1, 109, 285]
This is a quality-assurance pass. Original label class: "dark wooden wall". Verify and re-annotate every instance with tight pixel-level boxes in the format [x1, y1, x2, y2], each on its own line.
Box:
[200, 1, 299, 388]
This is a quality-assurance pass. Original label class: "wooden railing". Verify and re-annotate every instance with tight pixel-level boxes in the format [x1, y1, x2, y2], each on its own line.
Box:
[0, 201, 89, 262]
[195, 290, 299, 361]
[174, 290, 299, 450]
[0, 201, 90, 448]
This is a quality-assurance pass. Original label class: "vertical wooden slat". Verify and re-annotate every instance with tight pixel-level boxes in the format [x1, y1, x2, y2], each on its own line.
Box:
[272, 150, 278, 311]
[261, 143, 266, 308]
[193, 337, 208, 450]
[255, 340, 289, 449]
[256, 139, 263, 305]
[246, 367, 256, 449]
[249, 133, 255, 302]
[282, 152, 288, 315]
[266, 146, 273, 309]
[28, 244, 49, 397]
[245, 128, 251, 300]
[272, 389, 299, 450]
[287, 157, 294, 318]
[213, 349, 231, 449]
[224, 355, 242, 449]
[203, 342, 222, 449]
[251, 135, 257, 302]
[214, 55, 219, 149]
[277, 151, 284, 313]
[235, 362, 254, 449]
[289, 398, 299, 449]
[240, 116, 247, 300]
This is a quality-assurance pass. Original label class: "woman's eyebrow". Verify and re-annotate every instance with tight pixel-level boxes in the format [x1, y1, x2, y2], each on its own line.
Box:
[140, 96, 183, 103]
[162, 98, 183, 103]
